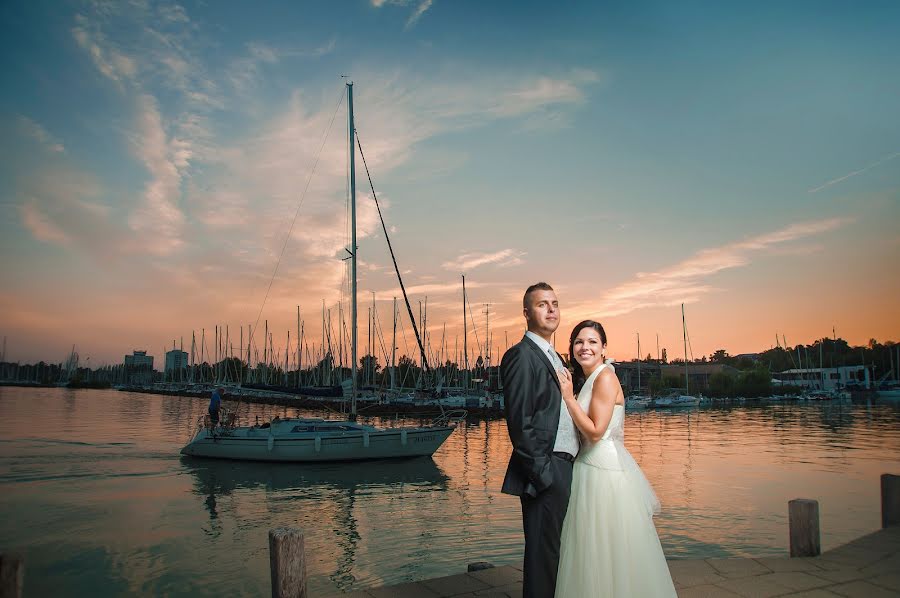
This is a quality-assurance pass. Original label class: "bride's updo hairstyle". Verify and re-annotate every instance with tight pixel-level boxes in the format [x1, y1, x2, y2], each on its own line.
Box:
[568, 320, 607, 393]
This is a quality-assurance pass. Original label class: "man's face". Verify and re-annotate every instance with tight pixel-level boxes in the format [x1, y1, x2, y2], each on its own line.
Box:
[524, 289, 560, 336]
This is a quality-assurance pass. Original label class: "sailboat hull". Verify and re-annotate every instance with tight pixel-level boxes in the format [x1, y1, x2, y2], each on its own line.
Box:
[654, 395, 701, 408]
[180, 419, 456, 462]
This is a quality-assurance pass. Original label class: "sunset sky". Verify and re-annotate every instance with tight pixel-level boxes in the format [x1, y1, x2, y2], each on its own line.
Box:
[1, 1, 898, 367]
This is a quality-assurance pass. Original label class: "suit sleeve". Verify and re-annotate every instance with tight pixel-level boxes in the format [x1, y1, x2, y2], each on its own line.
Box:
[502, 346, 553, 496]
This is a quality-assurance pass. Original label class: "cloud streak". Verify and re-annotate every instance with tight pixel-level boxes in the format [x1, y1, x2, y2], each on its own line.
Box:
[127, 94, 187, 253]
[808, 151, 900, 193]
[371, 0, 434, 29]
[17, 117, 65, 152]
[593, 217, 852, 318]
[442, 249, 525, 271]
[9, 2, 605, 361]
[406, 0, 433, 28]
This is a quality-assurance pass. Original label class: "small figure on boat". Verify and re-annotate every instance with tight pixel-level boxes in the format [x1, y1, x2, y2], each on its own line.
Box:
[208, 387, 224, 427]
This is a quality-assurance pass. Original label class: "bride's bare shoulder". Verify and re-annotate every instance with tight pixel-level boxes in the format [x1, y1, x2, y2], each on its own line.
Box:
[594, 367, 624, 402]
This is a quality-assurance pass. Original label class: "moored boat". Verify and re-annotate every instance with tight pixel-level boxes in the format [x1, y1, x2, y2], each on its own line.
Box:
[181, 414, 461, 462]
[654, 394, 700, 408]
[181, 82, 464, 462]
[625, 395, 652, 410]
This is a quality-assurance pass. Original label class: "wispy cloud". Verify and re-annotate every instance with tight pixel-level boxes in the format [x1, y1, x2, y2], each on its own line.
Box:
[371, 0, 434, 29]
[10, 145, 129, 261]
[15, 2, 605, 360]
[19, 199, 71, 244]
[71, 13, 137, 88]
[17, 116, 64, 152]
[808, 151, 900, 193]
[406, 0, 433, 28]
[592, 217, 853, 317]
[494, 69, 599, 117]
[229, 39, 336, 95]
[442, 249, 525, 271]
[127, 94, 186, 253]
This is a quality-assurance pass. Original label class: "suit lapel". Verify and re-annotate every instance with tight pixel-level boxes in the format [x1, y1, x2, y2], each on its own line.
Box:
[522, 335, 561, 390]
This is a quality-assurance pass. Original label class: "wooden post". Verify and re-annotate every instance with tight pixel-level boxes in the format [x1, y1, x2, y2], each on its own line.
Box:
[0, 553, 24, 598]
[882, 474, 900, 528]
[269, 527, 307, 598]
[789, 499, 820, 557]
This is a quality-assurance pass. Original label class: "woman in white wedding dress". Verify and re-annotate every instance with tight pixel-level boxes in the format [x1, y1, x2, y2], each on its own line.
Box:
[555, 320, 676, 597]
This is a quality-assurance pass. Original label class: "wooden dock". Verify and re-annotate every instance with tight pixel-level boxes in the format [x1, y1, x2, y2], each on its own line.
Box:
[325, 526, 900, 597]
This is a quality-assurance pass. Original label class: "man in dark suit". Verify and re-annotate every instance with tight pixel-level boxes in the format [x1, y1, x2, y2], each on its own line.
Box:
[501, 282, 578, 598]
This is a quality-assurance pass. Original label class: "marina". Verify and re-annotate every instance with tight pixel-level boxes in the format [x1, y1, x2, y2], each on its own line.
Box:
[1, 4, 898, 597]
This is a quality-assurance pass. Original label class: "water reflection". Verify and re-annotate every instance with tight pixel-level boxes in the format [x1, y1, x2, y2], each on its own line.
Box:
[182, 456, 449, 590]
[184, 455, 445, 492]
[2, 388, 899, 596]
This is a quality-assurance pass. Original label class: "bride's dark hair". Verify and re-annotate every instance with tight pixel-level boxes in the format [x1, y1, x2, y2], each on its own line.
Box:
[568, 320, 607, 393]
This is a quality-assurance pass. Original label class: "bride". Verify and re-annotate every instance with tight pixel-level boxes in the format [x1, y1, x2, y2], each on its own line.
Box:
[555, 320, 677, 597]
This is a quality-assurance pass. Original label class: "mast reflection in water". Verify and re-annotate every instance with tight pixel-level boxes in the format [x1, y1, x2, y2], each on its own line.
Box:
[183, 456, 449, 589]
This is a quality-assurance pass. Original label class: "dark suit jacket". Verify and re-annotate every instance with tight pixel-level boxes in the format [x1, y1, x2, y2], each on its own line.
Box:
[501, 335, 564, 498]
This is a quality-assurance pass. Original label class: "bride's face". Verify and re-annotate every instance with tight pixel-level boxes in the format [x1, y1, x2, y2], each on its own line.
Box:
[572, 327, 605, 371]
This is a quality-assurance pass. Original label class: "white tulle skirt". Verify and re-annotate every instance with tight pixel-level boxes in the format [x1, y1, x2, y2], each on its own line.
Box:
[555, 446, 677, 597]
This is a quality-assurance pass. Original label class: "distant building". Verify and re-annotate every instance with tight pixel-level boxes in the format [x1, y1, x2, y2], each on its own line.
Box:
[774, 365, 870, 391]
[124, 350, 153, 369]
[124, 350, 154, 384]
[613, 361, 740, 394]
[734, 353, 760, 361]
[165, 349, 189, 381]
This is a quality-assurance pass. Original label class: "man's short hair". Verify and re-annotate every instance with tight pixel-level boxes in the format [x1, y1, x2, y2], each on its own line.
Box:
[523, 282, 554, 309]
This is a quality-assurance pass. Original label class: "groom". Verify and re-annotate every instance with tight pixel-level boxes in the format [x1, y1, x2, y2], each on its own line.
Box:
[501, 282, 578, 598]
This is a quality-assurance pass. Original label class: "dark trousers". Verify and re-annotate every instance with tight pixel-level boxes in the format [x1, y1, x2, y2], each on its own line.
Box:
[520, 454, 573, 598]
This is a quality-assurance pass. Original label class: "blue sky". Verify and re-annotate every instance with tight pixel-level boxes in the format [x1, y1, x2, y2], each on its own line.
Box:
[1, 0, 898, 365]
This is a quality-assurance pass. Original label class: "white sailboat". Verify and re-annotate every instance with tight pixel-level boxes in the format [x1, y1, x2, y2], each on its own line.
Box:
[626, 333, 651, 409]
[654, 304, 700, 408]
[181, 82, 462, 462]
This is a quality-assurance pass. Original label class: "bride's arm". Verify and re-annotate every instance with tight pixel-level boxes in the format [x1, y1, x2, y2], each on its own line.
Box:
[560, 369, 618, 444]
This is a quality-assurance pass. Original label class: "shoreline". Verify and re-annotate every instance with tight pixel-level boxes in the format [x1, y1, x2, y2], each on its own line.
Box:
[0, 381, 886, 417]
[117, 385, 509, 419]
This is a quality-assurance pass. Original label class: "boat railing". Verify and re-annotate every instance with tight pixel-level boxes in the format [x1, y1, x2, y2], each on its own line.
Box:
[431, 409, 467, 427]
[192, 408, 238, 437]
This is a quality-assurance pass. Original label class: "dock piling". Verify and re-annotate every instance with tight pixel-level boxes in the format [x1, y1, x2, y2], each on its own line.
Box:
[269, 527, 307, 598]
[0, 553, 24, 598]
[789, 498, 821, 557]
[882, 473, 900, 528]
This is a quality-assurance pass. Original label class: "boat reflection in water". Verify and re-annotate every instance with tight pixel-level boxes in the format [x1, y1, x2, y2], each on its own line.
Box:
[182, 455, 450, 591]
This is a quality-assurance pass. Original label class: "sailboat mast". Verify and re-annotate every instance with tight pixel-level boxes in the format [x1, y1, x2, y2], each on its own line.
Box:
[637, 332, 641, 394]
[391, 297, 397, 391]
[682, 304, 689, 395]
[462, 275, 468, 388]
[348, 82, 358, 417]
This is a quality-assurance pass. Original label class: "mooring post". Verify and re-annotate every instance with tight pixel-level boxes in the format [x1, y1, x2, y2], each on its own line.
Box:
[0, 553, 24, 598]
[789, 499, 821, 557]
[882, 474, 900, 528]
[269, 528, 307, 598]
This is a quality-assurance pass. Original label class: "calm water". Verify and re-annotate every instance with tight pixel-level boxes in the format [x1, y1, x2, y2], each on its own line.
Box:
[1, 387, 899, 596]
